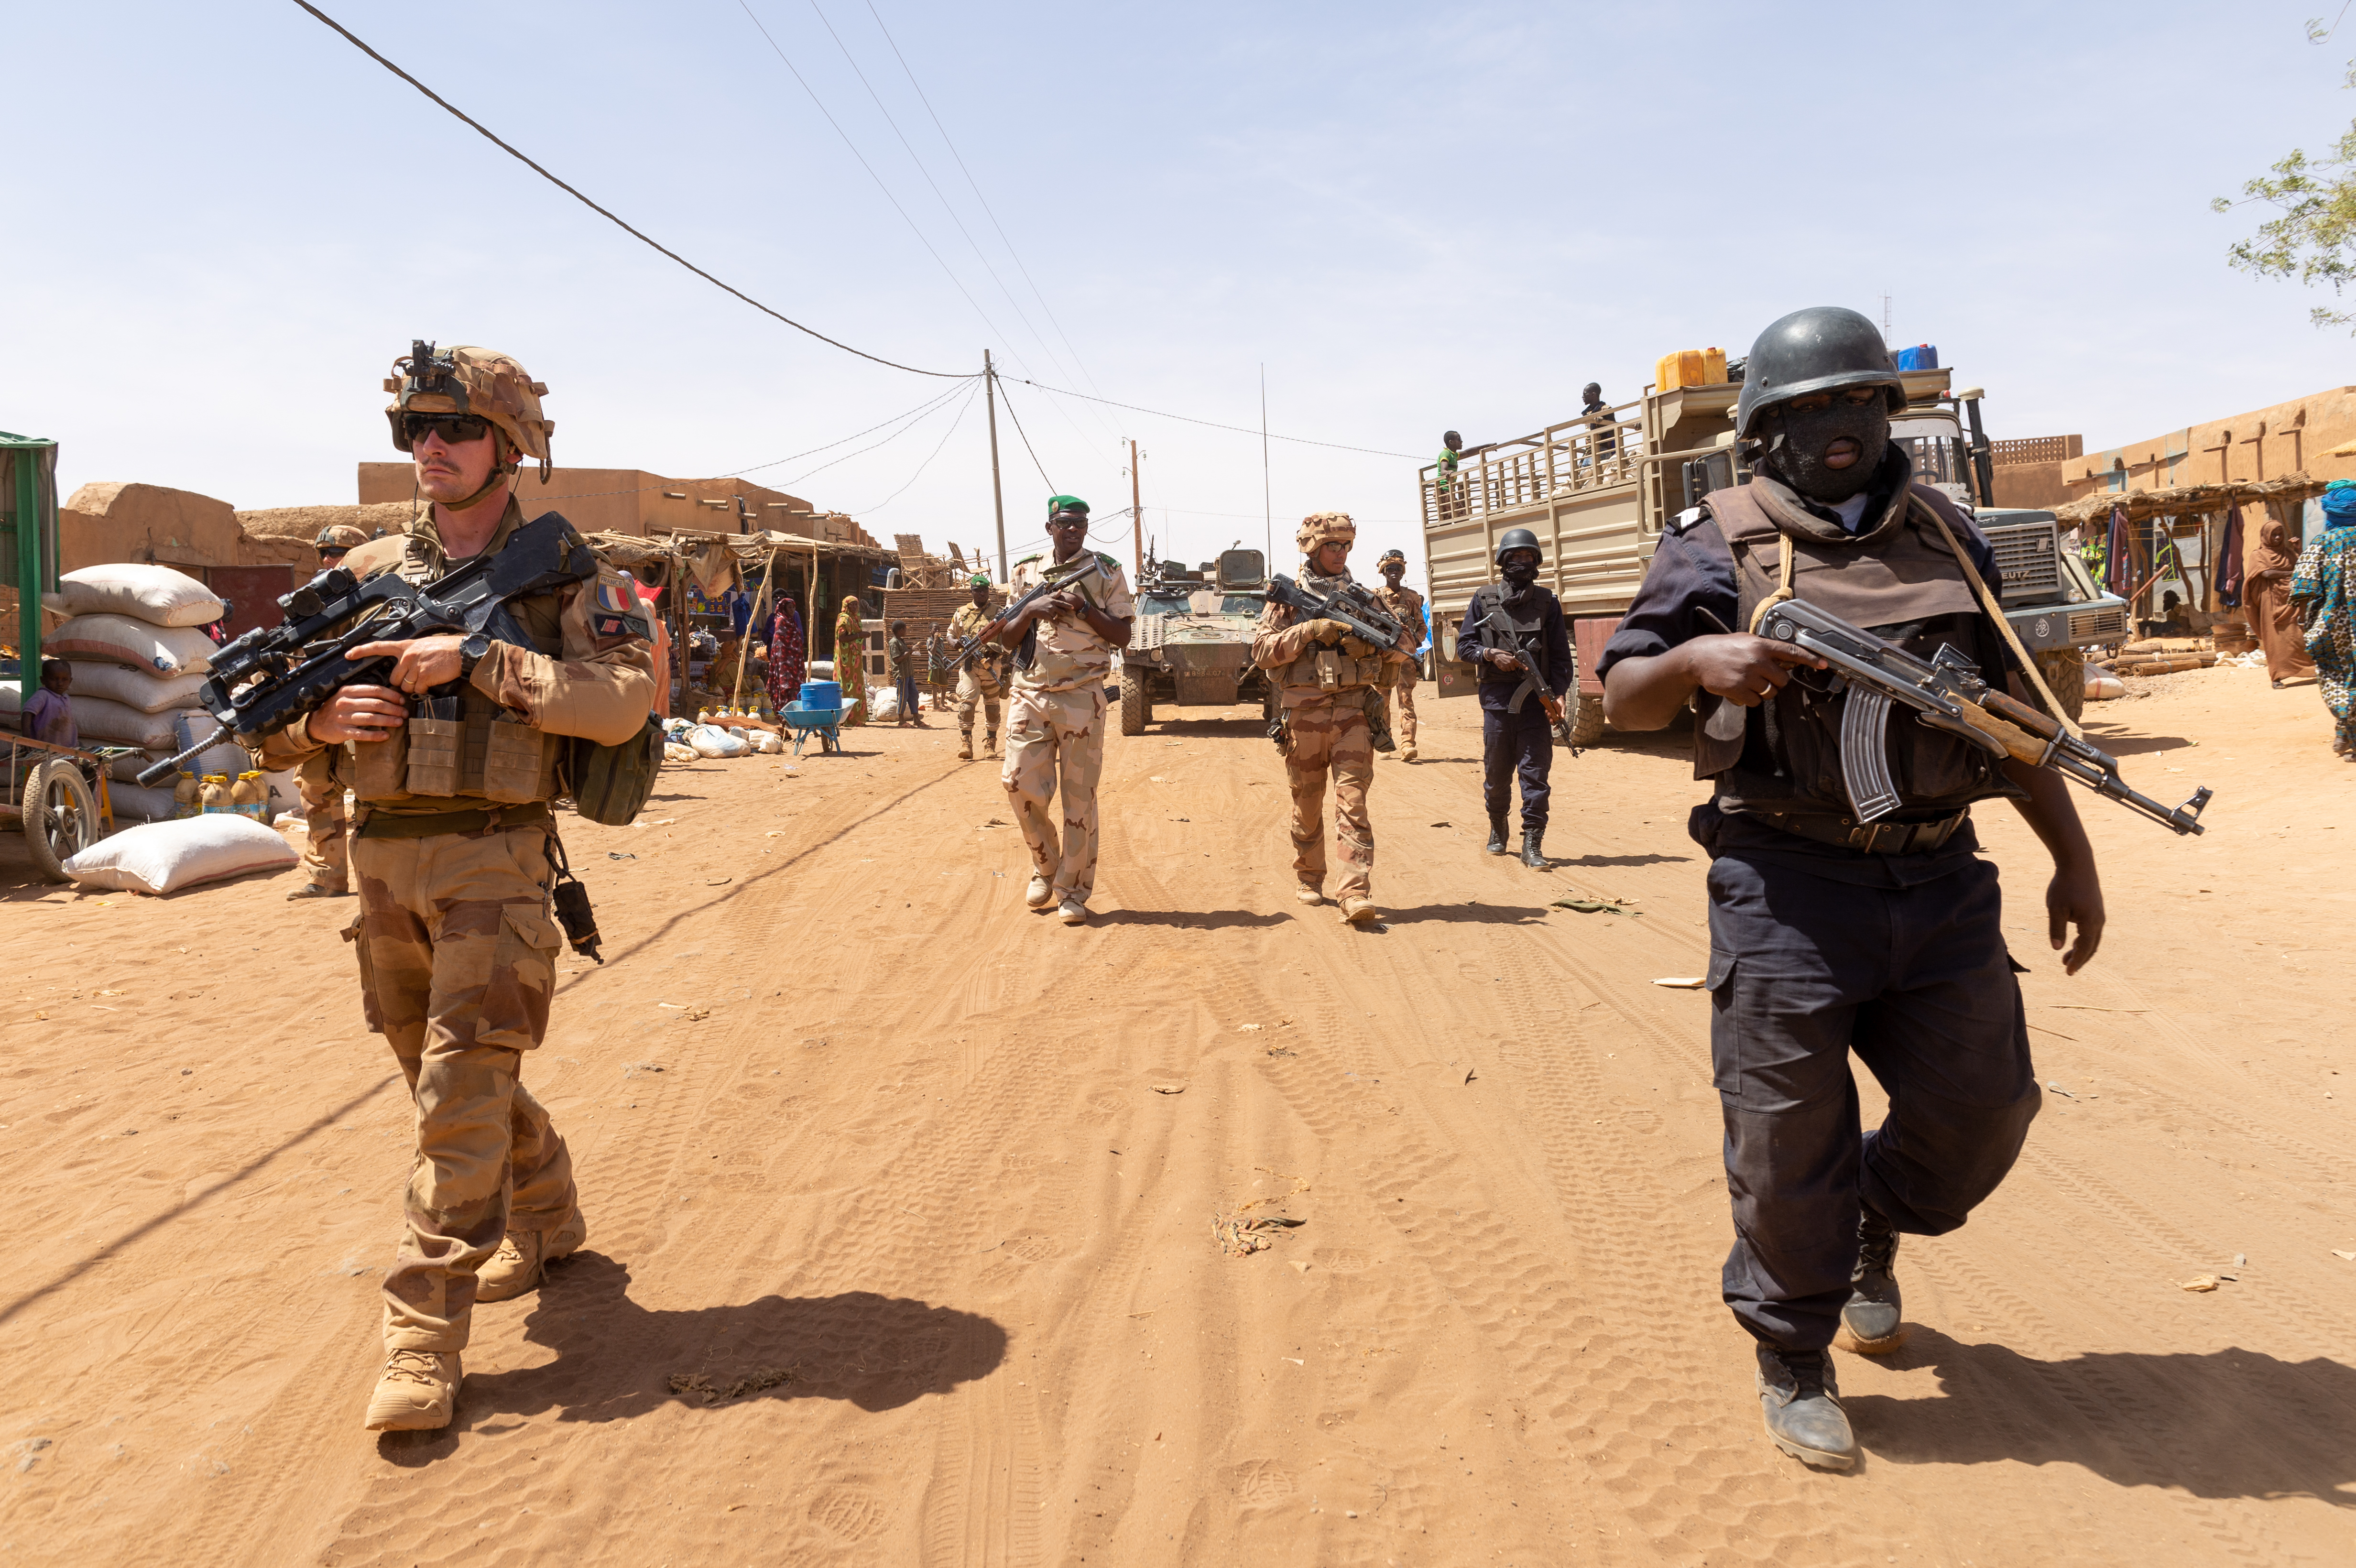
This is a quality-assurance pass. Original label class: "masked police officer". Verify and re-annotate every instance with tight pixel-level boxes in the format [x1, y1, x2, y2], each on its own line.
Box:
[1457, 528, 1572, 868]
[1596, 306, 2103, 1471]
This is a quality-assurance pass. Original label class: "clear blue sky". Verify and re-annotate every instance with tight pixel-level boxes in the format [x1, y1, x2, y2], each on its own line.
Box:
[9, 0, 2355, 581]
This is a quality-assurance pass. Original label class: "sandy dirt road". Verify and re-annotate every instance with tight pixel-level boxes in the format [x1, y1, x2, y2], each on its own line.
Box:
[1, 668, 2350, 1567]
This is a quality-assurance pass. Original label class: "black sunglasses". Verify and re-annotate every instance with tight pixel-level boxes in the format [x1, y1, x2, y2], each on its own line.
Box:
[403, 413, 491, 446]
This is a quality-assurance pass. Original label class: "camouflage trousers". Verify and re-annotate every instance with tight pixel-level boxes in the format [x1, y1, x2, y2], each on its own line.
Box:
[1001, 683, 1108, 904]
[345, 825, 575, 1354]
[1385, 667, 1419, 752]
[955, 665, 1004, 742]
[296, 750, 348, 893]
[1285, 694, 1375, 900]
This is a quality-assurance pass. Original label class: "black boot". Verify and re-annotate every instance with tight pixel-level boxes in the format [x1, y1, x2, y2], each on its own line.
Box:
[1484, 814, 1508, 854]
[1755, 1344, 1857, 1470]
[1519, 825, 1547, 869]
[1836, 1206, 1907, 1354]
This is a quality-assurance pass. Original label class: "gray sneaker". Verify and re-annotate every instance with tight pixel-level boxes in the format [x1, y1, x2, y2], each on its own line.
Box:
[1756, 1344, 1857, 1470]
[1835, 1207, 1907, 1355]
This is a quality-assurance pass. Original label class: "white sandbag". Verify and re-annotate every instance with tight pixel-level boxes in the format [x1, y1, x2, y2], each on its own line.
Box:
[45, 614, 216, 675]
[105, 782, 182, 823]
[2086, 673, 2126, 701]
[750, 728, 784, 754]
[61, 813, 297, 895]
[686, 724, 748, 758]
[42, 563, 224, 628]
[663, 741, 699, 764]
[58, 661, 211, 714]
[0, 686, 194, 750]
[870, 686, 900, 720]
[262, 768, 300, 814]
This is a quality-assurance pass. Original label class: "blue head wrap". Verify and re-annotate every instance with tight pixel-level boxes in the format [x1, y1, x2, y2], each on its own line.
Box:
[2323, 479, 2356, 522]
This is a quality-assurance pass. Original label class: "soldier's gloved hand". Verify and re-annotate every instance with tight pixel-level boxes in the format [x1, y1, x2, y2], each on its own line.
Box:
[1306, 618, 1352, 645]
[1340, 634, 1377, 658]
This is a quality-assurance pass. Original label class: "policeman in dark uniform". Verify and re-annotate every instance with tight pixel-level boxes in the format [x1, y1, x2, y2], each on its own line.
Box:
[1596, 306, 2105, 1471]
[1457, 527, 1572, 868]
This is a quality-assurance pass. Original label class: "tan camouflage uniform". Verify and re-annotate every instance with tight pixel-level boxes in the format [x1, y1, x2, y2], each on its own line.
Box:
[1371, 581, 1427, 755]
[1000, 555, 1134, 904]
[947, 600, 1007, 751]
[295, 748, 349, 893]
[1253, 585, 1385, 902]
[259, 497, 654, 1355]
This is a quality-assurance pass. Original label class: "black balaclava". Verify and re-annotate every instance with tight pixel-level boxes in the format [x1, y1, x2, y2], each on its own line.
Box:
[1756, 398, 1890, 505]
[1500, 549, 1540, 599]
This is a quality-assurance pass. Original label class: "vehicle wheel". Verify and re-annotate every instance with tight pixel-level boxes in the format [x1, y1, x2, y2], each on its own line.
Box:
[23, 759, 99, 882]
[1566, 688, 1608, 748]
[1119, 667, 1150, 735]
[2035, 647, 2086, 724]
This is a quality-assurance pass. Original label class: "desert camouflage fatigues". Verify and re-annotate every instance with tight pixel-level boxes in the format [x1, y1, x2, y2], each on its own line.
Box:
[1252, 571, 1402, 901]
[1001, 555, 1134, 904]
[947, 600, 1007, 745]
[1372, 581, 1427, 754]
[259, 497, 654, 1355]
[295, 748, 349, 893]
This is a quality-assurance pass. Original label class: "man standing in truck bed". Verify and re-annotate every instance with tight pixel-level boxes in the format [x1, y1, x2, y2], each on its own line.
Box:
[1597, 306, 2102, 1472]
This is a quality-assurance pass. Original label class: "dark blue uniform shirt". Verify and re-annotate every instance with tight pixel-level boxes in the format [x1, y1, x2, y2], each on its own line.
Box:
[1458, 581, 1574, 712]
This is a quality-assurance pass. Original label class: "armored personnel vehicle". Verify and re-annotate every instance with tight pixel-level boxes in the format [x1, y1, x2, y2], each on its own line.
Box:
[1118, 547, 1273, 734]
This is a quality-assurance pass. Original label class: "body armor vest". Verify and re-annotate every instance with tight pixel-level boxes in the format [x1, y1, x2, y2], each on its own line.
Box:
[349, 537, 569, 808]
[1279, 572, 1395, 697]
[1695, 479, 2018, 819]
[1465, 582, 1552, 692]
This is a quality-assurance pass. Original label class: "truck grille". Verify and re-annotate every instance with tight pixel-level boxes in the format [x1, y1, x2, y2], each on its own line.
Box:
[1983, 521, 2062, 602]
[2069, 607, 2127, 641]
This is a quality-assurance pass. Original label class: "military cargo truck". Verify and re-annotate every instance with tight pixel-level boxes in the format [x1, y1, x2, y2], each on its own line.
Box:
[1418, 362, 2126, 736]
[1119, 547, 1274, 734]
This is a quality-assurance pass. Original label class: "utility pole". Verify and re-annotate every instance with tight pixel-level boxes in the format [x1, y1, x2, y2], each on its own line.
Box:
[1259, 364, 1272, 565]
[984, 349, 1008, 582]
[1129, 438, 1144, 582]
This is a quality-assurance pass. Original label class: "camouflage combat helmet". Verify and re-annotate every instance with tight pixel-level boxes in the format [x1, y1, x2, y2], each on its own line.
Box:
[383, 340, 556, 484]
[1296, 511, 1356, 554]
[315, 524, 368, 552]
[1376, 547, 1407, 567]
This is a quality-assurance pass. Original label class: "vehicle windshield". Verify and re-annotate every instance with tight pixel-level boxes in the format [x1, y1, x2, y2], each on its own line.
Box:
[1891, 415, 1971, 490]
[1140, 593, 1194, 617]
[1220, 594, 1264, 616]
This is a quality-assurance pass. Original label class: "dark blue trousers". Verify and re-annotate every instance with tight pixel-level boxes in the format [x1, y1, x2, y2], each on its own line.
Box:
[1704, 849, 2041, 1351]
[1481, 704, 1554, 828]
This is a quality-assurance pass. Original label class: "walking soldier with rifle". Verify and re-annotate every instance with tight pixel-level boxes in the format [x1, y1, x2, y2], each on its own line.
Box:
[285, 525, 372, 899]
[1251, 512, 1419, 924]
[1457, 527, 1574, 869]
[1371, 547, 1428, 762]
[1596, 306, 2128, 1472]
[253, 343, 655, 1432]
[946, 573, 1008, 761]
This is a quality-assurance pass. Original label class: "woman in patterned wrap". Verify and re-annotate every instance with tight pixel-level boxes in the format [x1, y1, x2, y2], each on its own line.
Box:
[767, 594, 806, 712]
[833, 592, 868, 725]
[2292, 479, 2356, 758]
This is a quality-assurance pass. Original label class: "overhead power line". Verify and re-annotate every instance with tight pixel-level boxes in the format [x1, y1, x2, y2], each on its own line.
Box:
[1004, 376, 1418, 459]
[287, 0, 962, 379]
[994, 379, 1056, 492]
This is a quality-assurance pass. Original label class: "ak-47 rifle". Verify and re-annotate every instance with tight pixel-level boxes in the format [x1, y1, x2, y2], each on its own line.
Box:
[137, 512, 600, 787]
[1266, 574, 1410, 651]
[1477, 606, 1576, 749]
[947, 554, 1104, 672]
[1751, 597, 2212, 835]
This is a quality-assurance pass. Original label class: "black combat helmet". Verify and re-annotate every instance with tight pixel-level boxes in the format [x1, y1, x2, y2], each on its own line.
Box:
[1733, 306, 1906, 442]
[1494, 526, 1542, 564]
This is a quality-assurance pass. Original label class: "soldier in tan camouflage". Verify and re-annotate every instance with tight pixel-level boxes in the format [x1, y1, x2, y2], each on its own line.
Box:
[1372, 547, 1428, 764]
[1252, 513, 1420, 924]
[946, 574, 1007, 760]
[993, 498, 1134, 924]
[260, 344, 654, 1434]
[285, 527, 371, 899]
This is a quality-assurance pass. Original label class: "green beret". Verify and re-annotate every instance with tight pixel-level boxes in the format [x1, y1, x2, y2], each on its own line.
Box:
[1047, 494, 1090, 517]
[969, 573, 993, 588]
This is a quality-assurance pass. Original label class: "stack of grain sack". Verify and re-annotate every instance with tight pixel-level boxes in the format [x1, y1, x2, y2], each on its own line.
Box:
[30, 565, 259, 819]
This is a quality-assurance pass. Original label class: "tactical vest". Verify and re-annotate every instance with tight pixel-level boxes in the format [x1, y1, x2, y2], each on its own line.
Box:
[348, 536, 570, 808]
[1695, 479, 2017, 818]
[1466, 583, 1553, 693]
[1277, 572, 1396, 698]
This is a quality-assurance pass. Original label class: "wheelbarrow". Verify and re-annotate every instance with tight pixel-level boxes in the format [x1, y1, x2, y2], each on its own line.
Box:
[779, 698, 859, 756]
[2, 735, 133, 881]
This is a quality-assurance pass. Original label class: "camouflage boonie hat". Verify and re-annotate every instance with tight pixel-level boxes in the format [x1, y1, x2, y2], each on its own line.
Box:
[384, 342, 555, 480]
[316, 525, 368, 551]
[1296, 511, 1356, 553]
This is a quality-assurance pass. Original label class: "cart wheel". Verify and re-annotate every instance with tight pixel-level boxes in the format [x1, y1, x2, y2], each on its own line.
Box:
[23, 758, 100, 883]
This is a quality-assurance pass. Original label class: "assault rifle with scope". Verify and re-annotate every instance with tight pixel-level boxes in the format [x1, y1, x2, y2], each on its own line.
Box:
[1265, 574, 1412, 652]
[136, 513, 599, 787]
[1747, 597, 2212, 836]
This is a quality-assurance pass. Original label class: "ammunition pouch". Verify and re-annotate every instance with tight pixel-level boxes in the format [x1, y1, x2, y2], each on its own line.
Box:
[566, 714, 665, 826]
[1285, 649, 1382, 691]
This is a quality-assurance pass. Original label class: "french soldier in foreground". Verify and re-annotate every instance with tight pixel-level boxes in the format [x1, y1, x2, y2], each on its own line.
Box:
[1596, 307, 2104, 1471]
[1251, 512, 1418, 924]
[259, 344, 655, 1432]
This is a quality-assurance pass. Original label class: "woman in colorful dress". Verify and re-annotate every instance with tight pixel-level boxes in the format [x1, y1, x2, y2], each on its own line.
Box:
[833, 592, 868, 725]
[767, 594, 806, 712]
[2292, 479, 2356, 758]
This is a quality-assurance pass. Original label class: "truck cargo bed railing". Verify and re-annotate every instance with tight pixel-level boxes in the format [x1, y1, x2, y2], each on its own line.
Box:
[1420, 399, 1648, 530]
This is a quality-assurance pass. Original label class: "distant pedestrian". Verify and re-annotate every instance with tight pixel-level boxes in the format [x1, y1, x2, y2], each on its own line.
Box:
[834, 593, 868, 725]
[766, 593, 805, 712]
[2247, 504, 2317, 687]
[888, 619, 926, 727]
[2292, 479, 2356, 758]
[20, 659, 76, 749]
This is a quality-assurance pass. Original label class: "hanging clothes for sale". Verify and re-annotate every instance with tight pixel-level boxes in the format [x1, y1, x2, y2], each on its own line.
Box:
[2103, 503, 2133, 598]
[2216, 506, 2246, 609]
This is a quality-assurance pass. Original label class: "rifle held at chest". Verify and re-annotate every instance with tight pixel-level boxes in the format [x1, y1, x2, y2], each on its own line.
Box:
[947, 555, 1104, 672]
